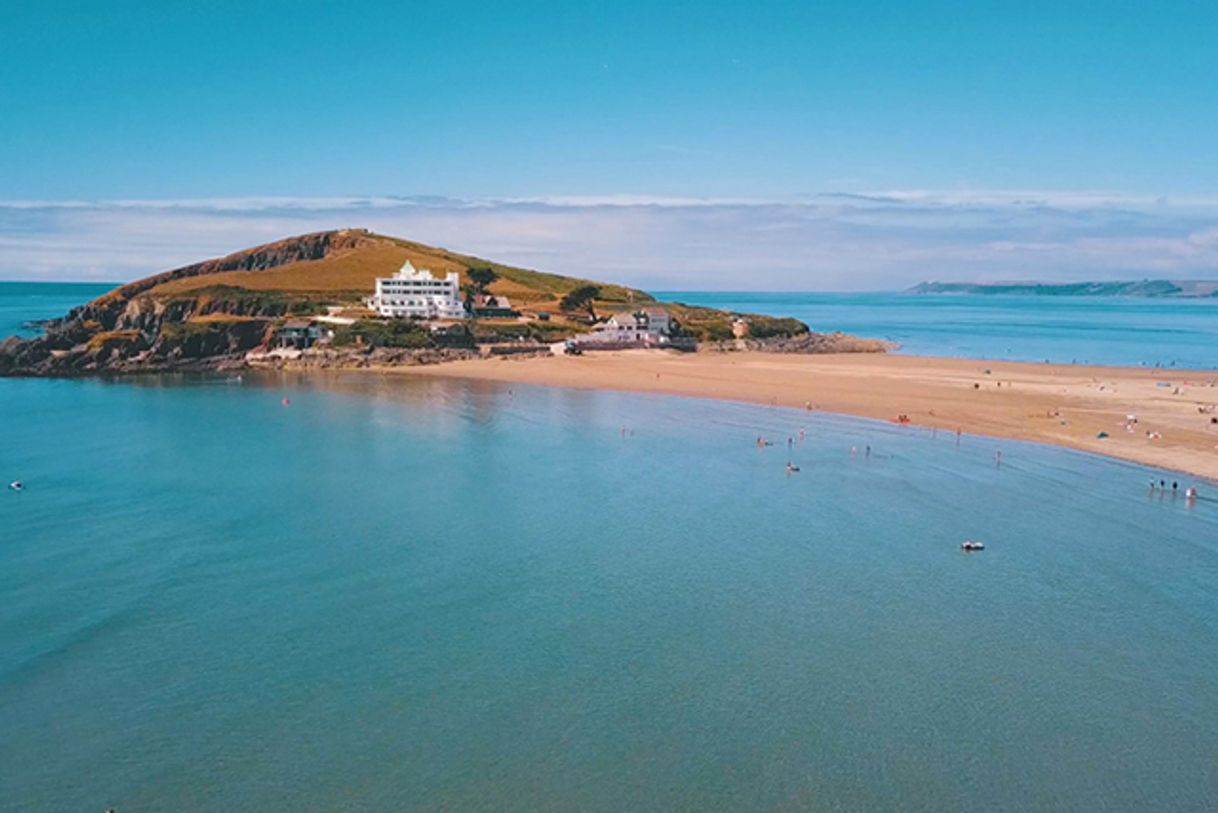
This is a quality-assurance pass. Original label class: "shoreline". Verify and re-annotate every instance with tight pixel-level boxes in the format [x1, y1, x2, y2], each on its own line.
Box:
[351, 350, 1218, 483]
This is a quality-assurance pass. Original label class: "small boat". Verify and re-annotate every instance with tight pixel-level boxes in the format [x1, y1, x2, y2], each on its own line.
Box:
[8, 480, 23, 492]
[961, 540, 984, 551]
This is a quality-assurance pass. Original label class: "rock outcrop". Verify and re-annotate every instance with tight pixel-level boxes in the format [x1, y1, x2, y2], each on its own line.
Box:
[1, 230, 358, 376]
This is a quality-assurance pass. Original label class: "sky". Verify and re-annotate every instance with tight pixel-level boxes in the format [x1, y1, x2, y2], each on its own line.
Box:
[3, 0, 1218, 288]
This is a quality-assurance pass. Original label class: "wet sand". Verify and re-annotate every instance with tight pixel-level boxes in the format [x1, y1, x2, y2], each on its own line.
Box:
[393, 350, 1218, 482]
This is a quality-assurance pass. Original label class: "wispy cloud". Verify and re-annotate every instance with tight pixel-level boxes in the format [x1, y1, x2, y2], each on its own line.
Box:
[1, 193, 1217, 289]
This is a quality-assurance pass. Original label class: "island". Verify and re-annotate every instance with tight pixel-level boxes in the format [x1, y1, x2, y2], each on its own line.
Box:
[0, 229, 884, 376]
[3, 230, 1216, 482]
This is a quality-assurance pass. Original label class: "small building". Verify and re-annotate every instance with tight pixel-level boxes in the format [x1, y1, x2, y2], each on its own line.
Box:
[578, 307, 678, 347]
[597, 308, 674, 339]
[368, 261, 467, 319]
[276, 319, 325, 349]
[470, 294, 520, 318]
[639, 307, 674, 336]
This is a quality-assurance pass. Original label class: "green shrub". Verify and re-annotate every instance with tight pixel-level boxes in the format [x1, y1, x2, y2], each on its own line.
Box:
[331, 319, 434, 349]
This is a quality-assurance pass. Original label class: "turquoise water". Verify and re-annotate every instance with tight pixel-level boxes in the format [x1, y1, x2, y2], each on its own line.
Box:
[2, 371, 1217, 812]
[6, 283, 1217, 370]
[657, 291, 1218, 369]
[0, 282, 115, 338]
[3, 283, 1218, 810]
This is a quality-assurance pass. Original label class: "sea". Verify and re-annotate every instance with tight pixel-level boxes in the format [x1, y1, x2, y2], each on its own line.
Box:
[3, 282, 1218, 812]
[658, 291, 1218, 369]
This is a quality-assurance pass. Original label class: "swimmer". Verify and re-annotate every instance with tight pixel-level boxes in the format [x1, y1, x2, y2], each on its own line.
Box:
[786, 461, 800, 474]
[8, 480, 22, 492]
[865, 445, 871, 458]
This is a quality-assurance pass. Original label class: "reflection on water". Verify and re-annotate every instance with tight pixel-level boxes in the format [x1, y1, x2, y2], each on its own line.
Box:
[1, 373, 1217, 812]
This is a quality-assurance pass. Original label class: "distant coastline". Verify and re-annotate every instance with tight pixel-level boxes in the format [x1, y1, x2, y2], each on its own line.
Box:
[908, 279, 1218, 297]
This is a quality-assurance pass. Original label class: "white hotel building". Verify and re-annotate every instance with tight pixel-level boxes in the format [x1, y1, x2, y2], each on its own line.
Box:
[368, 261, 467, 319]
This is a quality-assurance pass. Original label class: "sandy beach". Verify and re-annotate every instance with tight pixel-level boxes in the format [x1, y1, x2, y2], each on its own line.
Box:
[395, 350, 1218, 482]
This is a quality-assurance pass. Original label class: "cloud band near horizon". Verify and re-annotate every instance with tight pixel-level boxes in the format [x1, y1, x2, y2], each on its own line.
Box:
[1, 193, 1216, 290]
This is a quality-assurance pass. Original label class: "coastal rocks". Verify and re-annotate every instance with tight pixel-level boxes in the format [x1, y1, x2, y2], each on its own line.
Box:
[47, 230, 358, 335]
[148, 319, 271, 362]
[249, 347, 478, 370]
[0, 318, 271, 376]
[0, 335, 52, 374]
[704, 331, 894, 354]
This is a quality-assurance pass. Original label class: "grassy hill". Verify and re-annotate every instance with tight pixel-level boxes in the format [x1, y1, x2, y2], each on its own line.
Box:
[1, 229, 824, 376]
[141, 229, 651, 310]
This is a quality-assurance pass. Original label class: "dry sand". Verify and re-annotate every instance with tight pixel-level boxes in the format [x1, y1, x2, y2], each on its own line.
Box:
[392, 350, 1218, 482]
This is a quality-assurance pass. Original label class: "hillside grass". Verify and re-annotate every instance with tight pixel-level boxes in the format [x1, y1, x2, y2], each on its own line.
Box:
[144, 233, 653, 311]
[662, 302, 808, 342]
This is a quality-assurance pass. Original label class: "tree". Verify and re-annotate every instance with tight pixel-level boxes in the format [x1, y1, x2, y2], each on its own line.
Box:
[560, 285, 601, 319]
[466, 266, 498, 294]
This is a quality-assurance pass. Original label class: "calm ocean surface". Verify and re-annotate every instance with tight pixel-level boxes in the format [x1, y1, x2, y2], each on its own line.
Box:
[0, 282, 114, 339]
[3, 284, 1218, 811]
[658, 291, 1218, 369]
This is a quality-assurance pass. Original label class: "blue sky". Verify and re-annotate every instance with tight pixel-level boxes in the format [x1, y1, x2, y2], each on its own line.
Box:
[3, 1, 1218, 286]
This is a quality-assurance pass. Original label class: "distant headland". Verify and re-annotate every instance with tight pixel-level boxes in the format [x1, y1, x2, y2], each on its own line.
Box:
[908, 280, 1218, 297]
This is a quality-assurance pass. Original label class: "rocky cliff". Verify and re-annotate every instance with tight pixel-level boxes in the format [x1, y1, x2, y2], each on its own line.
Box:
[0, 231, 357, 375]
[0, 229, 856, 376]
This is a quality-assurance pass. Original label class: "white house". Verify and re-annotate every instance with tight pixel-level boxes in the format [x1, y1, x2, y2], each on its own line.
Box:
[368, 261, 467, 319]
[583, 308, 675, 344]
